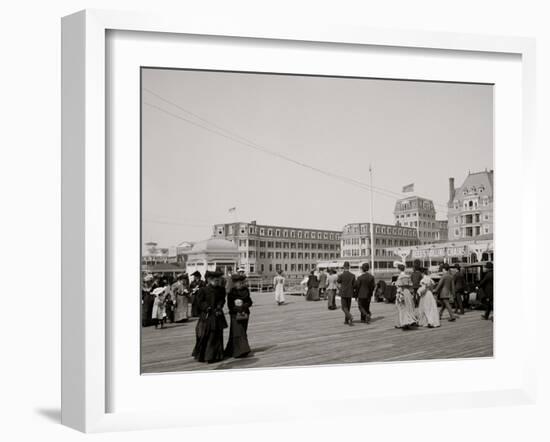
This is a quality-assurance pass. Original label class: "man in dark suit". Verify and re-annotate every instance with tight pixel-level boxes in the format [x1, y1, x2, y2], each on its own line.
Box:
[354, 262, 376, 323]
[433, 263, 457, 322]
[477, 262, 494, 320]
[410, 259, 423, 308]
[452, 263, 466, 314]
[337, 261, 356, 326]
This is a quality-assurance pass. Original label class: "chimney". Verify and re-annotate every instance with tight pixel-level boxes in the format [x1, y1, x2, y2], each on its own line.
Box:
[448, 177, 455, 206]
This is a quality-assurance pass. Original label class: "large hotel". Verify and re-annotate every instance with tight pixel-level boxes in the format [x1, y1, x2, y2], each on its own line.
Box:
[212, 221, 341, 277]
[340, 222, 419, 270]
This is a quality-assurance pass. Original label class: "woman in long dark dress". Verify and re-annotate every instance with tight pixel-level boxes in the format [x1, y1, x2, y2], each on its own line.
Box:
[191, 269, 228, 363]
[189, 271, 205, 317]
[141, 274, 155, 327]
[305, 271, 320, 301]
[224, 274, 253, 358]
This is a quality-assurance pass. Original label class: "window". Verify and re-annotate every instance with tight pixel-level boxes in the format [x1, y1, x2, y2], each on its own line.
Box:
[298, 252, 303, 259]
[329, 233, 334, 240]
[455, 229, 460, 237]
[267, 228, 273, 236]
[217, 228, 223, 235]
[260, 228, 265, 236]
[261, 264, 264, 272]
[269, 264, 273, 272]
[249, 226, 255, 234]
[240, 227, 246, 234]
[297, 231, 303, 239]
[275, 229, 280, 237]
[304, 232, 309, 239]
[267, 241, 274, 248]
[291, 264, 296, 271]
[275, 252, 281, 259]
[375, 226, 380, 233]
[275, 242, 281, 248]
[290, 231, 296, 238]
[484, 214, 489, 221]
[283, 230, 288, 237]
[484, 226, 490, 234]
[324, 233, 328, 239]
[259, 252, 266, 259]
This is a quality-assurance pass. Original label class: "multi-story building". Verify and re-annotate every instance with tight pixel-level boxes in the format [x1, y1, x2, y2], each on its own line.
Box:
[340, 222, 419, 270]
[447, 170, 494, 240]
[212, 221, 341, 277]
[436, 220, 448, 242]
[394, 196, 447, 245]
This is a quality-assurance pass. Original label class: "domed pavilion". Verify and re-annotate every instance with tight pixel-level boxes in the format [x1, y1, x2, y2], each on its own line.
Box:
[185, 237, 239, 278]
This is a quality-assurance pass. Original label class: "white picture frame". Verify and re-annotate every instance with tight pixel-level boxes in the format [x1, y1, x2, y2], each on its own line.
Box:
[61, 9, 537, 433]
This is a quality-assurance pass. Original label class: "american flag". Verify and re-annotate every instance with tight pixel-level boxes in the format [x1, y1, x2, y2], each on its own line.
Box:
[402, 183, 414, 193]
[228, 207, 236, 213]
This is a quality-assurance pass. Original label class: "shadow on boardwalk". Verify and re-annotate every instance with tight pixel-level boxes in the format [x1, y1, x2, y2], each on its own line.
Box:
[141, 292, 493, 373]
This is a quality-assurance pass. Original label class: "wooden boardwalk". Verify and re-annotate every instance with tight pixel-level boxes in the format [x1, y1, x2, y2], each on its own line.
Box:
[141, 292, 493, 373]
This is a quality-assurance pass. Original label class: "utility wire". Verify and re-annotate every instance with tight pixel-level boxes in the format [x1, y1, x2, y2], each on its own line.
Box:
[143, 87, 438, 205]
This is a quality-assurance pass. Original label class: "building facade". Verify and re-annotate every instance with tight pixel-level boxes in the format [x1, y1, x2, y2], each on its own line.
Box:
[340, 222, 419, 270]
[447, 170, 494, 240]
[212, 221, 341, 277]
[394, 196, 447, 244]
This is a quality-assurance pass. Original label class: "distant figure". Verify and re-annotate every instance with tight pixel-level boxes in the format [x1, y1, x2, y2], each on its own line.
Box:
[477, 262, 493, 320]
[354, 262, 375, 323]
[225, 268, 234, 293]
[189, 270, 205, 317]
[273, 270, 286, 305]
[151, 286, 167, 329]
[417, 268, 440, 328]
[433, 263, 457, 322]
[375, 279, 387, 303]
[337, 261, 356, 326]
[192, 269, 228, 363]
[318, 269, 328, 300]
[141, 274, 155, 327]
[453, 263, 466, 314]
[326, 269, 339, 310]
[225, 273, 253, 358]
[306, 271, 320, 301]
[172, 273, 190, 322]
[394, 262, 418, 330]
[410, 259, 423, 309]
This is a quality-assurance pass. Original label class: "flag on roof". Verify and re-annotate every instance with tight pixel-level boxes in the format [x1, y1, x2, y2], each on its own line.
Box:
[228, 207, 236, 213]
[402, 183, 414, 193]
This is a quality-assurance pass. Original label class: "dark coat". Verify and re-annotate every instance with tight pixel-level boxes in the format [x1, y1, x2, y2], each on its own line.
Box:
[355, 272, 375, 299]
[307, 274, 319, 289]
[433, 273, 455, 300]
[478, 270, 493, 299]
[453, 270, 466, 291]
[227, 286, 253, 315]
[410, 270, 423, 291]
[192, 284, 227, 363]
[337, 270, 356, 298]
[318, 272, 328, 289]
[224, 286, 253, 358]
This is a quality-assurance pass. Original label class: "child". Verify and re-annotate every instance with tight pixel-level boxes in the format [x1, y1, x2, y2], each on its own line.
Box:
[152, 287, 167, 329]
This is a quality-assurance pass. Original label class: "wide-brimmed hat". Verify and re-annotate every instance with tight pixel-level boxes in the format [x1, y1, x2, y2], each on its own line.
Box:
[143, 274, 153, 282]
[205, 269, 224, 279]
[237, 266, 246, 273]
[190, 270, 202, 278]
[393, 260, 403, 268]
[231, 273, 246, 282]
[151, 287, 165, 296]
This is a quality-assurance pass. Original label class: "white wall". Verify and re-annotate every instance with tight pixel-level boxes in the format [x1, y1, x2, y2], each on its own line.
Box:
[1, 1, 548, 441]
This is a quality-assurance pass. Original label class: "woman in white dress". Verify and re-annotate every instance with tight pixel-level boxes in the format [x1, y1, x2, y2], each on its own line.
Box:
[417, 268, 441, 328]
[273, 270, 286, 305]
[394, 262, 418, 330]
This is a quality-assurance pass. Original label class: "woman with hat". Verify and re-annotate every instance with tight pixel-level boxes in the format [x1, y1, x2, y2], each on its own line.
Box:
[191, 268, 228, 363]
[172, 273, 191, 323]
[393, 261, 418, 330]
[306, 271, 320, 301]
[273, 269, 286, 306]
[224, 273, 253, 358]
[417, 268, 441, 328]
[189, 270, 205, 317]
[141, 274, 155, 327]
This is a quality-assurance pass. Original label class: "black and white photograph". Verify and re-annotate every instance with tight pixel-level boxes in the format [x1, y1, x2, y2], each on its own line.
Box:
[140, 67, 494, 373]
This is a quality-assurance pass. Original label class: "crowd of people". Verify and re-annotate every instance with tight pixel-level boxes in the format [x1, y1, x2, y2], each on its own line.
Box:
[141, 258, 494, 364]
[142, 267, 253, 364]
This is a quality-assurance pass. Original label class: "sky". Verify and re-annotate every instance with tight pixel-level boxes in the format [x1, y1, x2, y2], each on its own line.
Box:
[141, 68, 493, 248]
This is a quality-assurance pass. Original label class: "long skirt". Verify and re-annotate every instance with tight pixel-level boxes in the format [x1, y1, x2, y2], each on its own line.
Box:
[275, 284, 285, 303]
[224, 315, 251, 358]
[395, 289, 417, 327]
[192, 314, 227, 363]
[306, 287, 320, 301]
[174, 294, 189, 322]
[417, 291, 440, 327]
[141, 294, 155, 326]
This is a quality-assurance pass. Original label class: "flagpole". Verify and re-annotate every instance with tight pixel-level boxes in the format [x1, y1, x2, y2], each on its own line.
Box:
[369, 164, 375, 274]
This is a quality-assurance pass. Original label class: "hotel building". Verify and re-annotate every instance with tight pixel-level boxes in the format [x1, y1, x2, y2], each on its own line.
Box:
[340, 222, 420, 270]
[447, 170, 494, 240]
[212, 221, 341, 277]
[394, 196, 448, 244]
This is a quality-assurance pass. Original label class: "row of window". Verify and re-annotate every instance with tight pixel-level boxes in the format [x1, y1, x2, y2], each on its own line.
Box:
[220, 224, 341, 240]
[453, 225, 491, 238]
[343, 225, 416, 237]
[452, 197, 490, 210]
[453, 213, 490, 224]
[248, 251, 338, 260]
[342, 237, 416, 247]
[237, 239, 338, 250]
[259, 262, 318, 273]
[342, 248, 405, 258]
